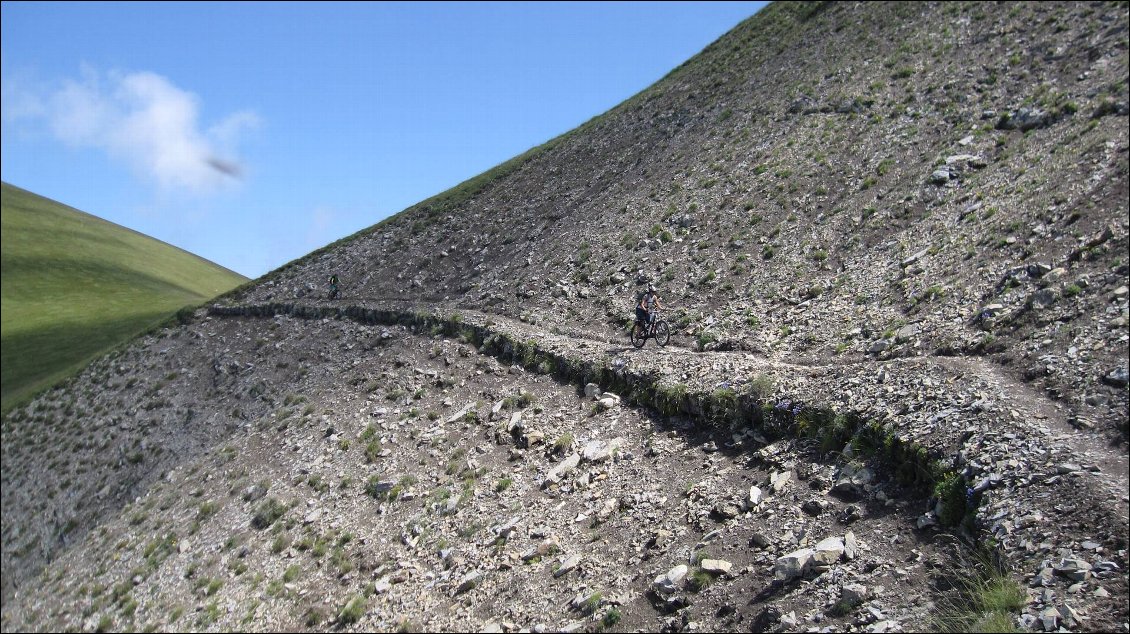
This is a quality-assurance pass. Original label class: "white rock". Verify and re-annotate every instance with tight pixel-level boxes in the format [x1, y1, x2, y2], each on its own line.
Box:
[303, 508, 322, 524]
[842, 582, 869, 604]
[774, 548, 814, 581]
[747, 485, 763, 509]
[770, 470, 792, 493]
[813, 537, 845, 565]
[545, 454, 581, 484]
[701, 559, 732, 576]
[554, 554, 582, 578]
[653, 564, 688, 593]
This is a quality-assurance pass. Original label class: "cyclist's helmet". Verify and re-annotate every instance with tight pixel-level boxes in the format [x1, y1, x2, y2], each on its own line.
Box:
[647, 283, 656, 293]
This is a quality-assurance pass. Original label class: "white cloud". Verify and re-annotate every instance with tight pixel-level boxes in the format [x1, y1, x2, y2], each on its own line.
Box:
[4, 65, 259, 193]
[1, 68, 47, 123]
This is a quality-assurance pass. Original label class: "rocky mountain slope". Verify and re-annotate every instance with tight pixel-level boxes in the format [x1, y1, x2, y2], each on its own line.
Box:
[2, 2, 1127, 633]
[251, 0, 1129, 443]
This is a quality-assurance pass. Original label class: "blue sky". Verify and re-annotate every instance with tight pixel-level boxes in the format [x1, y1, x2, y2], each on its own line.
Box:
[2, 1, 766, 278]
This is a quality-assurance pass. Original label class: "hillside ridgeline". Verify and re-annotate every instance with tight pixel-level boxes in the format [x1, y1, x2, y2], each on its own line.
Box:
[2, 2, 1127, 633]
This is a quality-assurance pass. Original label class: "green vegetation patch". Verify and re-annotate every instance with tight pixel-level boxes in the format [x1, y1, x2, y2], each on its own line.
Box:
[1, 183, 246, 413]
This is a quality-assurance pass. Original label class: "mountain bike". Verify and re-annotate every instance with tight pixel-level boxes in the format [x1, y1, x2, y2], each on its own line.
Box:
[630, 310, 670, 348]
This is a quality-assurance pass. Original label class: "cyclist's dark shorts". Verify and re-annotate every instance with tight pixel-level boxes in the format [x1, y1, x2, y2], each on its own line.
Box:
[635, 307, 648, 324]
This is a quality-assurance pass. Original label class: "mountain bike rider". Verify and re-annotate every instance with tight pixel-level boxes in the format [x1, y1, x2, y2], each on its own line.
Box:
[328, 274, 340, 299]
[636, 284, 662, 330]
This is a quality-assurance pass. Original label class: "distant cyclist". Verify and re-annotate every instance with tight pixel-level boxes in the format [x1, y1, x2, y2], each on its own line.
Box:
[328, 274, 340, 300]
[636, 283, 662, 329]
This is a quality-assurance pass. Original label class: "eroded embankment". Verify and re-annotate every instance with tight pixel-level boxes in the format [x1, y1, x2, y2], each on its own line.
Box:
[210, 302, 979, 524]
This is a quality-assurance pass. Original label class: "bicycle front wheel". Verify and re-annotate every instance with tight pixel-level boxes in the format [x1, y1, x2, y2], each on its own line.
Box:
[630, 323, 647, 348]
[654, 320, 670, 347]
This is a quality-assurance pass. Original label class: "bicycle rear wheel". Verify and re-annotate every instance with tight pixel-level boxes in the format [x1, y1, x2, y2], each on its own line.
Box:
[630, 323, 647, 348]
[654, 320, 670, 346]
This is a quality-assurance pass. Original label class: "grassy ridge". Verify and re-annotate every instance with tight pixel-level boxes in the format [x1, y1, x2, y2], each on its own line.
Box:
[1, 182, 247, 413]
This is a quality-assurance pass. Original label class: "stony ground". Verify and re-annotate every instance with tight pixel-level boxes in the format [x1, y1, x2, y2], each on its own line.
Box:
[2, 301, 1126, 632]
[3, 2, 1128, 632]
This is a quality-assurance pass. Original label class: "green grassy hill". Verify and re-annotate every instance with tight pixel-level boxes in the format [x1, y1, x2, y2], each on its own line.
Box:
[0, 182, 248, 413]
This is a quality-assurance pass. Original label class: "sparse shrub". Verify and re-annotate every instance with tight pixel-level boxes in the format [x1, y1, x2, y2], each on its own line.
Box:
[930, 547, 1026, 632]
[365, 439, 383, 463]
[251, 498, 287, 530]
[828, 596, 864, 617]
[175, 306, 195, 325]
[311, 536, 329, 558]
[283, 564, 301, 583]
[196, 500, 219, 522]
[338, 595, 366, 625]
[934, 471, 971, 527]
[307, 473, 328, 493]
[199, 601, 220, 626]
[696, 330, 718, 350]
[553, 433, 574, 453]
[748, 374, 774, 401]
[581, 592, 603, 615]
[655, 383, 688, 416]
[271, 533, 291, 554]
[687, 569, 714, 592]
[304, 606, 327, 627]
